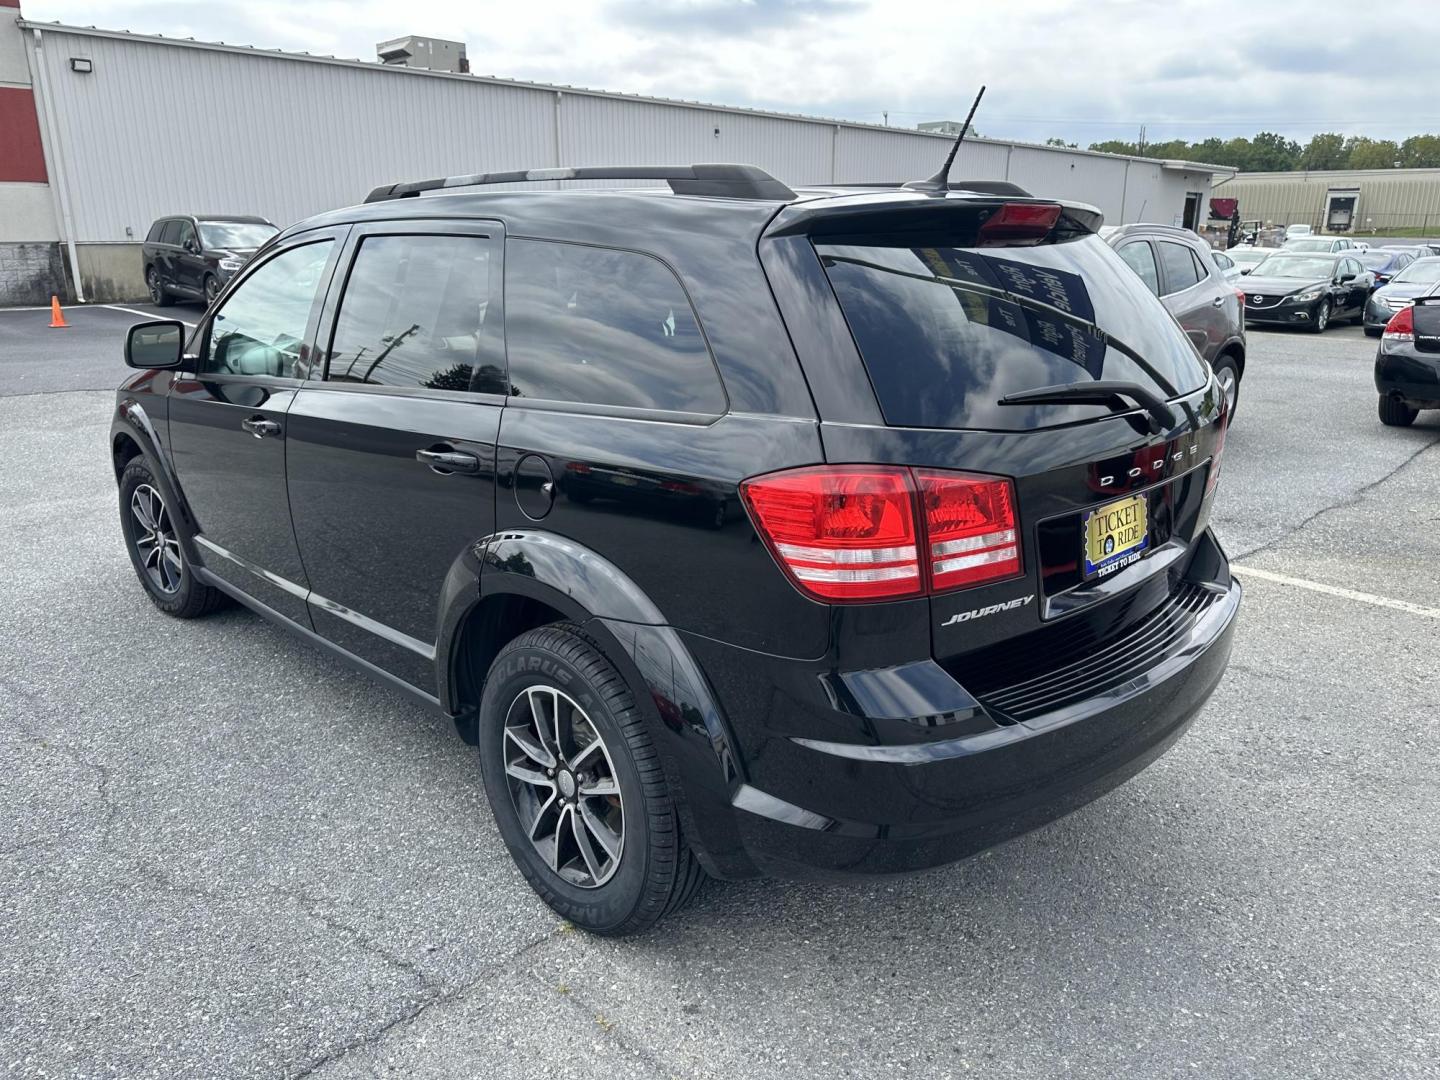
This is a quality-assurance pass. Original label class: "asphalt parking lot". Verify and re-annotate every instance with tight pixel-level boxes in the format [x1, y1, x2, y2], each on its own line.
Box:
[1, 303, 1436, 1079]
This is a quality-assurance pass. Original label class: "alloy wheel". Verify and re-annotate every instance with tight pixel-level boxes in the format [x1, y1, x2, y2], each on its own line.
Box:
[148, 270, 163, 304]
[1217, 367, 1238, 414]
[130, 484, 183, 594]
[1316, 301, 1329, 331]
[503, 685, 625, 889]
[205, 277, 220, 304]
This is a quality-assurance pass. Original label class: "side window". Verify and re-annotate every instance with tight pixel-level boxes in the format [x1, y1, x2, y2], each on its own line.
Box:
[1189, 246, 1211, 281]
[159, 220, 182, 246]
[205, 240, 332, 378]
[1117, 241, 1160, 296]
[505, 239, 725, 414]
[146, 220, 166, 243]
[1342, 259, 1359, 278]
[1158, 241, 1201, 295]
[326, 233, 504, 394]
[1213, 252, 1233, 271]
[176, 220, 197, 251]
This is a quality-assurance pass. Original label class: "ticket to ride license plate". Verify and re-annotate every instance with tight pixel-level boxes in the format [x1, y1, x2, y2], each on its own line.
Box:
[1083, 493, 1149, 579]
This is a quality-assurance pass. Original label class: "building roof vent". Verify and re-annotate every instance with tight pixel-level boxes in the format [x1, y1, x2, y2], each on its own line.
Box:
[375, 35, 469, 74]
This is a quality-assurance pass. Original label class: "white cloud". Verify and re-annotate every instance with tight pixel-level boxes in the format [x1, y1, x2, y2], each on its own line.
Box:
[18, 0, 1438, 144]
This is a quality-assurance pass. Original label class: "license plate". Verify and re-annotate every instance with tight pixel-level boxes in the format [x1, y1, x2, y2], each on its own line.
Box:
[1083, 494, 1149, 579]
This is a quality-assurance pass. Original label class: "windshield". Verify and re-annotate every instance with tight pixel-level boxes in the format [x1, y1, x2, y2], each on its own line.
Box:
[198, 221, 278, 251]
[1231, 249, 1270, 264]
[1354, 251, 1400, 269]
[1392, 258, 1440, 285]
[1252, 255, 1336, 279]
[816, 234, 1207, 431]
[1284, 239, 1333, 252]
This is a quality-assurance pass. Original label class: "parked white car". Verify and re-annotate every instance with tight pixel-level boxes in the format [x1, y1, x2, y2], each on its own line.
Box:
[1285, 224, 1314, 240]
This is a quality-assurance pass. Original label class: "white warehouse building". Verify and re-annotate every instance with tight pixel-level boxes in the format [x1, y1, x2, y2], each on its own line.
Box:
[0, 10, 1231, 304]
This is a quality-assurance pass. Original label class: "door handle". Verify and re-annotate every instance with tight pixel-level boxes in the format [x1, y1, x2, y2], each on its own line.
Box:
[241, 416, 281, 438]
[416, 448, 481, 475]
[1212, 295, 1226, 306]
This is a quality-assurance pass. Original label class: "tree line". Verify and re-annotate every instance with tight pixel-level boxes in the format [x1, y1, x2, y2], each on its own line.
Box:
[1041, 132, 1440, 172]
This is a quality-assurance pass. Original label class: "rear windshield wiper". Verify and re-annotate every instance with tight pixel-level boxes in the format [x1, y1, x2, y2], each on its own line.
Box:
[998, 381, 1176, 434]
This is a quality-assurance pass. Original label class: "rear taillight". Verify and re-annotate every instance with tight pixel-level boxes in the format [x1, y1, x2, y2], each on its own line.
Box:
[740, 466, 1020, 603]
[977, 203, 1062, 247]
[1206, 396, 1229, 496]
[1383, 305, 1415, 342]
[916, 471, 1021, 590]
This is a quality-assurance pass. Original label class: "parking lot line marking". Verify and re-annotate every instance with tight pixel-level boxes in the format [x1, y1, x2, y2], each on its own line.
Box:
[103, 304, 197, 328]
[1233, 564, 1440, 621]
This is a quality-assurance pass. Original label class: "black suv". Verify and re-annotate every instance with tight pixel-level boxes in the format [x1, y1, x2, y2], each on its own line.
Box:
[113, 163, 1240, 935]
[142, 215, 278, 307]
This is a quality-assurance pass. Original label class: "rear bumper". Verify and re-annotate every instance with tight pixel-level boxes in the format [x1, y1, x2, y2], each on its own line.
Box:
[698, 570, 1241, 879]
[1376, 347, 1440, 407]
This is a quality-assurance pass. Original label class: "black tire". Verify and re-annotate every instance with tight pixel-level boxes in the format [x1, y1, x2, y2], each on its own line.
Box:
[146, 267, 173, 307]
[477, 623, 704, 935]
[1309, 299, 1330, 333]
[203, 274, 221, 306]
[118, 458, 227, 617]
[1378, 395, 1418, 428]
[1212, 355, 1241, 420]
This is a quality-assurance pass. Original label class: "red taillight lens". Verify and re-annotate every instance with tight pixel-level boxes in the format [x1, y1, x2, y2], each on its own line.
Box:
[740, 466, 1021, 602]
[915, 470, 1021, 590]
[977, 203, 1062, 247]
[1234, 288, 1246, 307]
[1206, 396, 1229, 496]
[1383, 305, 1415, 341]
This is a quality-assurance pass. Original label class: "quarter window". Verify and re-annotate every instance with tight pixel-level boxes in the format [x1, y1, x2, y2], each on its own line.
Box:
[326, 234, 505, 394]
[504, 239, 724, 414]
[1117, 241, 1160, 295]
[159, 220, 183, 246]
[1158, 241, 1201, 295]
[204, 240, 332, 378]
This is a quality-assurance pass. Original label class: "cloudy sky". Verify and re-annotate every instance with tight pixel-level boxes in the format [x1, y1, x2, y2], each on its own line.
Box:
[19, 0, 1437, 146]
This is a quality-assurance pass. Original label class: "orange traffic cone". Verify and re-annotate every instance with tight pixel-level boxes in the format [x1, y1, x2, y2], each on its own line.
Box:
[49, 295, 68, 328]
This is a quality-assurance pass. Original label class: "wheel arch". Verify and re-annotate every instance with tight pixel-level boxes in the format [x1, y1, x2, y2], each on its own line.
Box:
[435, 530, 757, 879]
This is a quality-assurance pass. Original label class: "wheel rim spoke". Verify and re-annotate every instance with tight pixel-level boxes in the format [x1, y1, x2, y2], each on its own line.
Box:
[579, 801, 621, 862]
[505, 759, 553, 789]
[506, 725, 555, 769]
[570, 804, 604, 881]
[528, 790, 558, 840]
[578, 777, 618, 798]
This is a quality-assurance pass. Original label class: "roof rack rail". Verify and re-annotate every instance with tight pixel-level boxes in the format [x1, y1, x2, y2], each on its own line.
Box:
[364, 163, 796, 204]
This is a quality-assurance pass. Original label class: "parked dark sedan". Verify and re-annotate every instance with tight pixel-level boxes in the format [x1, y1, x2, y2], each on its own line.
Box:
[142, 215, 278, 307]
[1240, 252, 1373, 333]
[1364, 256, 1440, 336]
[1351, 247, 1415, 289]
[1375, 292, 1440, 425]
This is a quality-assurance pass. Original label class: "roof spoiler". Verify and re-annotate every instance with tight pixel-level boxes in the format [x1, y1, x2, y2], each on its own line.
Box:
[364, 163, 796, 203]
[835, 180, 1034, 197]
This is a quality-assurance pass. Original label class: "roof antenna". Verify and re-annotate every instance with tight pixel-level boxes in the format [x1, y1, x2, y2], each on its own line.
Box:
[904, 85, 986, 194]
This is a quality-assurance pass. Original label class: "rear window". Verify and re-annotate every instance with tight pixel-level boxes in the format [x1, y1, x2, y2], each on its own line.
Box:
[817, 235, 1208, 431]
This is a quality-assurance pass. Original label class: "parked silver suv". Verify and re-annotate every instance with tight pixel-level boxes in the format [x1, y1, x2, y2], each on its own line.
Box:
[1103, 224, 1247, 417]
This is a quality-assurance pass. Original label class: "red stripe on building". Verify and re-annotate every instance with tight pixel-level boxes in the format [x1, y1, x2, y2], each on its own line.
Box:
[0, 87, 48, 182]
[0, 1, 20, 9]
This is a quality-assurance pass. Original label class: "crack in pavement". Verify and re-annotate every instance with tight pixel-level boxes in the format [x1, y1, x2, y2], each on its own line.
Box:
[527, 962, 676, 1079]
[284, 929, 563, 1080]
[1232, 435, 1440, 563]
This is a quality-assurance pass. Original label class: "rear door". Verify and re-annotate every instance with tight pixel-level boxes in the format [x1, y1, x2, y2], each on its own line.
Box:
[167, 229, 345, 623]
[1156, 238, 1226, 363]
[285, 220, 506, 691]
[788, 226, 1225, 677]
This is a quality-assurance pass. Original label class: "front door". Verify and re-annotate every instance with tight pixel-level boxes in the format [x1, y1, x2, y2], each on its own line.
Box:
[167, 230, 346, 623]
[285, 221, 505, 691]
[174, 219, 205, 298]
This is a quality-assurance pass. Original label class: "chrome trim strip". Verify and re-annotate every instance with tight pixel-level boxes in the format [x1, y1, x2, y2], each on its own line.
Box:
[193, 535, 436, 660]
[194, 536, 308, 599]
[308, 592, 436, 661]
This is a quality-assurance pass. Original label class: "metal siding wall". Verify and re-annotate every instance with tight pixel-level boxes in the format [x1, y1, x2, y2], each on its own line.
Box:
[33, 31, 556, 240]
[30, 26, 1216, 241]
[1219, 172, 1440, 227]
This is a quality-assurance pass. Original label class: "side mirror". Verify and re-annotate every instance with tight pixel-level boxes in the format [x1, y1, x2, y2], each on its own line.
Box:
[125, 320, 185, 370]
[1240, 268, 1251, 275]
[1338, 272, 1356, 283]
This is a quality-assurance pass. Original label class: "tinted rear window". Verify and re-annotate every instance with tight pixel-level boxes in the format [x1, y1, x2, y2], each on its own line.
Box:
[817, 235, 1208, 431]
